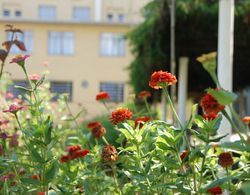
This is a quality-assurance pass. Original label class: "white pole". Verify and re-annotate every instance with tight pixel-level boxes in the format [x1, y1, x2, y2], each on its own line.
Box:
[178, 57, 189, 124]
[95, 0, 102, 22]
[218, 0, 235, 141]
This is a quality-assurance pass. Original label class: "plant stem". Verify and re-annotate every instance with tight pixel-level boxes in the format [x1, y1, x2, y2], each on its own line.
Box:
[226, 168, 231, 192]
[163, 88, 190, 149]
[111, 163, 122, 195]
[102, 136, 109, 145]
[144, 99, 153, 118]
[229, 105, 246, 132]
[198, 142, 210, 190]
[222, 110, 246, 143]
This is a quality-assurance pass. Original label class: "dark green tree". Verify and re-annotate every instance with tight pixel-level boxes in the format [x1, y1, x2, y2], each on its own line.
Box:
[128, 0, 250, 101]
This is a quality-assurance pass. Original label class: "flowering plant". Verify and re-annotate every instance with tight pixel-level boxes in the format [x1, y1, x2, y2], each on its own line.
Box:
[0, 26, 249, 195]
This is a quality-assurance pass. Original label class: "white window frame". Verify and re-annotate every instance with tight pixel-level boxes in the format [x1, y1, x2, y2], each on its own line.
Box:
[38, 5, 56, 20]
[73, 7, 91, 22]
[100, 33, 125, 57]
[48, 32, 74, 55]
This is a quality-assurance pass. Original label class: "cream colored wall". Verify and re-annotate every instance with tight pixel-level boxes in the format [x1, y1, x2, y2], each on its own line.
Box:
[0, 22, 134, 118]
[0, 0, 150, 23]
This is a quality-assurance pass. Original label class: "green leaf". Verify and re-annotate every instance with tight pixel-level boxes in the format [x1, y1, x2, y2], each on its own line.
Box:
[20, 178, 40, 185]
[3, 180, 9, 195]
[45, 117, 53, 145]
[221, 141, 250, 152]
[241, 182, 250, 194]
[45, 161, 58, 182]
[186, 104, 198, 129]
[118, 128, 134, 140]
[209, 133, 228, 142]
[14, 85, 32, 92]
[30, 148, 44, 163]
[203, 176, 235, 191]
[207, 88, 237, 105]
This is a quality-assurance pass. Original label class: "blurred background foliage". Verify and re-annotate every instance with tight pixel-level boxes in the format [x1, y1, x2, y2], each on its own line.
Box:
[128, 0, 250, 101]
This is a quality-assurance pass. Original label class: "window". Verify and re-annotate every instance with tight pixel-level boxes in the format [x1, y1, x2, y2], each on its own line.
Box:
[50, 81, 73, 101]
[15, 10, 22, 17]
[3, 9, 10, 17]
[48, 32, 74, 55]
[100, 33, 125, 56]
[6, 31, 34, 54]
[73, 7, 90, 22]
[107, 14, 113, 22]
[8, 80, 28, 98]
[39, 5, 56, 20]
[118, 14, 125, 22]
[100, 82, 124, 102]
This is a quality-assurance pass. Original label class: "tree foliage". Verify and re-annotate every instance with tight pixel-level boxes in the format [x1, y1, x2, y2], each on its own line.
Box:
[128, 0, 250, 99]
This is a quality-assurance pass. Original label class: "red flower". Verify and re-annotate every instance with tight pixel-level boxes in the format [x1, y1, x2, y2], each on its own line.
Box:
[87, 121, 101, 129]
[138, 91, 151, 100]
[96, 92, 110, 101]
[110, 108, 133, 125]
[242, 116, 250, 124]
[200, 93, 224, 115]
[218, 152, 234, 168]
[203, 113, 218, 120]
[91, 125, 106, 138]
[66, 145, 81, 155]
[60, 146, 90, 163]
[102, 145, 118, 162]
[29, 74, 41, 83]
[207, 186, 222, 195]
[60, 155, 71, 163]
[180, 150, 189, 161]
[10, 54, 29, 67]
[38, 192, 45, 195]
[134, 116, 151, 129]
[71, 149, 90, 159]
[3, 104, 23, 114]
[31, 174, 40, 180]
[149, 70, 177, 89]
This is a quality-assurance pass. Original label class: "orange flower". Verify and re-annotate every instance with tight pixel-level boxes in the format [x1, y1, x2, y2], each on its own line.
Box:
[200, 93, 224, 115]
[110, 108, 133, 125]
[207, 186, 222, 195]
[149, 70, 177, 89]
[242, 116, 250, 124]
[102, 145, 118, 162]
[134, 116, 151, 129]
[96, 92, 110, 101]
[218, 152, 234, 168]
[138, 91, 151, 100]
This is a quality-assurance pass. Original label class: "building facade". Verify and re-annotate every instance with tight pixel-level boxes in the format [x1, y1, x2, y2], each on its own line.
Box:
[0, 0, 150, 118]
